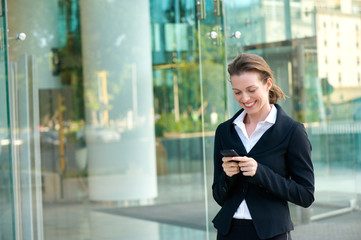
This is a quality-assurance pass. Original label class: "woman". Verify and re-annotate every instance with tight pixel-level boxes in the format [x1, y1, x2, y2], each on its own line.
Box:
[212, 53, 315, 240]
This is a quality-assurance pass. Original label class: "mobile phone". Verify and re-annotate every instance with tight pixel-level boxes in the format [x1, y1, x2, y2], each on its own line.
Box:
[220, 149, 239, 157]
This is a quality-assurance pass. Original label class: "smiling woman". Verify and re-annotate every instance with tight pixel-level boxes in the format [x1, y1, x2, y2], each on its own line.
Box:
[230, 71, 272, 122]
[212, 53, 315, 240]
[228, 53, 285, 106]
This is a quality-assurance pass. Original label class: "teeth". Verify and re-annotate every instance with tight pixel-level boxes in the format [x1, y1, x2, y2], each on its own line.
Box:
[244, 102, 254, 107]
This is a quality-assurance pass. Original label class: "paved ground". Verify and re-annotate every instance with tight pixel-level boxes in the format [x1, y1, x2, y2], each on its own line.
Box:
[292, 211, 361, 240]
[97, 199, 361, 240]
[40, 171, 361, 240]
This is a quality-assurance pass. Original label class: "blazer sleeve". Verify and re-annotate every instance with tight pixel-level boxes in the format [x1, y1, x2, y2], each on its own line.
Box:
[212, 125, 239, 206]
[248, 123, 315, 208]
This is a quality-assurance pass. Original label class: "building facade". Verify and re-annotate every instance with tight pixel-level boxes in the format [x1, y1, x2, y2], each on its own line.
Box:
[0, 0, 360, 239]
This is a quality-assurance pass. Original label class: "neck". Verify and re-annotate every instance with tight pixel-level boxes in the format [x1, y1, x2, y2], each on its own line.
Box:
[244, 104, 272, 124]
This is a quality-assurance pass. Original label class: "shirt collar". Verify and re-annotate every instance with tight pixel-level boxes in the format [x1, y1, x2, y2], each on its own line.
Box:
[233, 104, 277, 126]
[265, 104, 277, 124]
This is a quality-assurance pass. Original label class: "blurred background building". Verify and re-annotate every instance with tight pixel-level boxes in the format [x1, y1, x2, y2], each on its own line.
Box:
[0, 0, 360, 239]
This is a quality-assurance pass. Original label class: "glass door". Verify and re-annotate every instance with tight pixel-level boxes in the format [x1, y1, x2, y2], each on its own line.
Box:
[8, 0, 361, 239]
[4, 0, 45, 238]
[0, 0, 15, 239]
[6, 0, 214, 239]
[220, 0, 361, 239]
[196, 0, 228, 239]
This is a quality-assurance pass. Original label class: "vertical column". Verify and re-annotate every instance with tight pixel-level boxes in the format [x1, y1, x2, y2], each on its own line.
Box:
[283, 0, 292, 40]
[80, 0, 157, 201]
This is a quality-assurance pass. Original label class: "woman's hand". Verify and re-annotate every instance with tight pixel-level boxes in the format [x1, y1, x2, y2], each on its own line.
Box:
[236, 156, 258, 177]
[222, 156, 258, 177]
[222, 157, 241, 177]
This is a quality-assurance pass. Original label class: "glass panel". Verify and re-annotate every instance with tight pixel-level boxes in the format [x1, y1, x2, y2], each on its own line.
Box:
[7, 0, 209, 239]
[307, 0, 361, 223]
[7, 0, 44, 238]
[223, 0, 361, 239]
[196, 0, 228, 239]
[8, 0, 360, 239]
[0, 0, 15, 239]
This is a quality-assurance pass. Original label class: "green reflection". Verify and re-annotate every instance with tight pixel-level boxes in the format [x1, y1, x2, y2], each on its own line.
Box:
[0, 1, 15, 239]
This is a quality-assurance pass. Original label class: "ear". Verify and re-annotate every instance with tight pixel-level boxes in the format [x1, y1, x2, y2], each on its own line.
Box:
[266, 78, 273, 90]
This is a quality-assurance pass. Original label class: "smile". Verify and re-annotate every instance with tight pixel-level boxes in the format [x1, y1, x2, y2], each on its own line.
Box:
[244, 102, 256, 108]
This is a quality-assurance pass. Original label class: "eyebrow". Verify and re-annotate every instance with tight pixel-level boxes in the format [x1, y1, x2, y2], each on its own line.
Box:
[232, 85, 257, 91]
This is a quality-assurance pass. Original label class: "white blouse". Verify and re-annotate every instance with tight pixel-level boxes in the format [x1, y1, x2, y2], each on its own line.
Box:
[232, 105, 277, 219]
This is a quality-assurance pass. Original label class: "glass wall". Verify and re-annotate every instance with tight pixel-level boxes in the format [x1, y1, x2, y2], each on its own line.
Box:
[6, 0, 210, 239]
[0, 0, 15, 239]
[220, 0, 361, 238]
[2, 0, 361, 239]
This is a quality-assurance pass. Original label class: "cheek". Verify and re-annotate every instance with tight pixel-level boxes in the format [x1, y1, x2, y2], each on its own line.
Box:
[234, 95, 241, 101]
[257, 89, 268, 99]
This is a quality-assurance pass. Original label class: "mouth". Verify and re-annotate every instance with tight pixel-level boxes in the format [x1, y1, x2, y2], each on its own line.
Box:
[243, 101, 256, 108]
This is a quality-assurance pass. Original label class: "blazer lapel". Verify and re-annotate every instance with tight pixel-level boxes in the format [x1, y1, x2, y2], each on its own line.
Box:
[225, 104, 295, 157]
[248, 104, 295, 156]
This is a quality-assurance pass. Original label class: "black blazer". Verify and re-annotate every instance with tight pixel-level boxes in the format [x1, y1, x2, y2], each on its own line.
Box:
[212, 104, 315, 239]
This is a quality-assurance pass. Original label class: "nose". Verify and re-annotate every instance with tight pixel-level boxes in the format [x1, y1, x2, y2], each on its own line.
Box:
[240, 93, 250, 102]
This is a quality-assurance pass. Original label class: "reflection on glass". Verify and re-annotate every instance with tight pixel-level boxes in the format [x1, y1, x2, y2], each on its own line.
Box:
[4, 0, 361, 239]
[0, 6, 15, 239]
[224, 0, 361, 233]
[80, 0, 157, 202]
[8, 0, 209, 239]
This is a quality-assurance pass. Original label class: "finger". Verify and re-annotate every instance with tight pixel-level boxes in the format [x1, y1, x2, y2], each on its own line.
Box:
[242, 170, 256, 177]
[229, 167, 240, 173]
[238, 158, 257, 165]
[238, 162, 253, 168]
[222, 163, 240, 174]
[224, 167, 240, 175]
[223, 161, 240, 168]
[230, 156, 245, 162]
[222, 157, 234, 162]
[240, 166, 254, 172]
[227, 168, 240, 176]
[238, 157, 258, 166]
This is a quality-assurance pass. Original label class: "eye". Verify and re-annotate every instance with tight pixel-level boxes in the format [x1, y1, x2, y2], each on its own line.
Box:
[248, 89, 256, 93]
[234, 92, 241, 95]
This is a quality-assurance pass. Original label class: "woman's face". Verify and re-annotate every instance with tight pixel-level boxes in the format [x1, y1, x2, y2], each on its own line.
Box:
[231, 71, 272, 116]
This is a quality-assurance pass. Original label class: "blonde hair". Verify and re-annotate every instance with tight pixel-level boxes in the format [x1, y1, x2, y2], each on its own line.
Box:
[228, 53, 285, 104]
